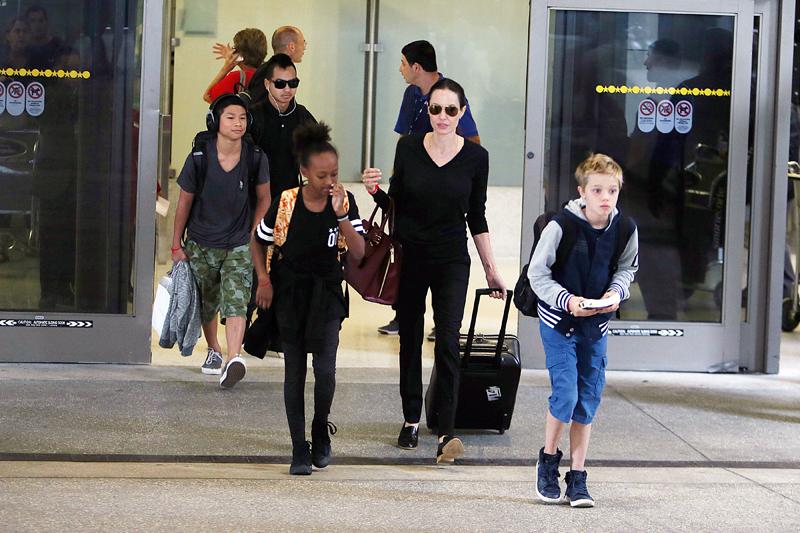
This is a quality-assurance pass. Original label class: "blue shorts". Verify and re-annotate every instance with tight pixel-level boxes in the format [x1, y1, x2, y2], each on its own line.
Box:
[540, 322, 607, 425]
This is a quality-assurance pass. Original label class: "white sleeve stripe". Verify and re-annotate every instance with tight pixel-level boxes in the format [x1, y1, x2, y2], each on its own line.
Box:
[557, 290, 572, 311]
[257, 219, 274, 234]
[256, 225, 272, 242]
[537, 305, 561, 323]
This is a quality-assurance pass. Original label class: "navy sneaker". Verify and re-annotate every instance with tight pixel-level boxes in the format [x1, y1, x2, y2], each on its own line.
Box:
[535, 447, 563, 503]
[201, 348, 223, 375]
[290, 441, 312, 476]
[564, 469, 595, 508]
[219, 356, 246, 389]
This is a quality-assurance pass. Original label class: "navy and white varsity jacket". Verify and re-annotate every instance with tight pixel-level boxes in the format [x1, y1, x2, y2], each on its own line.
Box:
[527, 198, 639, 340]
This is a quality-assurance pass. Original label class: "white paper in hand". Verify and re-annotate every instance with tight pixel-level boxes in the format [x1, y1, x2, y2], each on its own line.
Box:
[579, 292, 621, 310]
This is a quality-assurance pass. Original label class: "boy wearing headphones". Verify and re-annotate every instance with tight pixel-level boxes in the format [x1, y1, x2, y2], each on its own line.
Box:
[172, 94, 271, 386]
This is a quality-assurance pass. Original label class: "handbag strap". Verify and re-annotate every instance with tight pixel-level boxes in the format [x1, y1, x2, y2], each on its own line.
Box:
[367, 199, 395, 236]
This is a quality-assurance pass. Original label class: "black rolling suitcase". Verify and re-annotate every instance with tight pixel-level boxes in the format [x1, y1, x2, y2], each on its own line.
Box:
[425, 288, 521, 434]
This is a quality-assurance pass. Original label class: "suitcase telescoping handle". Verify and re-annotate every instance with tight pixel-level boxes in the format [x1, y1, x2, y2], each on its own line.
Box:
[463, 288, 514, 367]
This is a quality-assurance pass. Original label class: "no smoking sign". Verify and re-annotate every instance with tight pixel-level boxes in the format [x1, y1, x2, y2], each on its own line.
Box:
[637, 98, 656, 133]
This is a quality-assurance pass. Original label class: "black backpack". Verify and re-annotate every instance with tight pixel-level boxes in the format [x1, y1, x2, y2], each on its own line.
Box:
[513, 211, 634, 317]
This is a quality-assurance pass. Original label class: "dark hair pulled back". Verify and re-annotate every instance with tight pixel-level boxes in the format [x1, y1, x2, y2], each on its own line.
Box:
[429, 77, 467, 108]
[293, 122, 338, 168]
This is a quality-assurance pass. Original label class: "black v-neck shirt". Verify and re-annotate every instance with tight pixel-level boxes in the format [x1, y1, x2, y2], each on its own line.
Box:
[372, 134, 489, 260]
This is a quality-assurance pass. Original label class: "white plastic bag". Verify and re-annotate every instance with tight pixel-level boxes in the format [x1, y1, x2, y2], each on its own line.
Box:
[151, 275, 172, 336]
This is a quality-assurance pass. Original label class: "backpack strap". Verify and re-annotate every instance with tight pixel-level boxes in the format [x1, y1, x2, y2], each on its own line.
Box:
[551, 212, 578, 274]
[235, 68, 246, 93]
[241, 139, 263, 206]
[183, 132, 215, 244]
[266, 187, 300, 274]
[190, 132, 214, 198]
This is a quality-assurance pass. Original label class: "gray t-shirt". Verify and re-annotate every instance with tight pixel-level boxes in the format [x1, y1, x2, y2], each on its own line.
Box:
[177, 141, 270, 249]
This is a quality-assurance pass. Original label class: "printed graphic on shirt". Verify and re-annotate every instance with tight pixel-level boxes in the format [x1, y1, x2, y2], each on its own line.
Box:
[328, 227, 339, 248]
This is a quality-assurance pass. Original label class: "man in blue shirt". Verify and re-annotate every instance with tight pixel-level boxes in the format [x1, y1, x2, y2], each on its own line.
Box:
[393, 40, 480, 144]
[378, 40, 481, 336]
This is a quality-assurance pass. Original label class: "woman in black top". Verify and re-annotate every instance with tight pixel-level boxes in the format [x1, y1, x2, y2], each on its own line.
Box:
[251, 123, 365, 475]
[362, 78, 506, 464]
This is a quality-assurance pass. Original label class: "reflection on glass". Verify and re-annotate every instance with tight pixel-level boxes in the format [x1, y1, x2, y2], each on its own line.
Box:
[546, 10, 735, 323]
[0, 1, 138, 314]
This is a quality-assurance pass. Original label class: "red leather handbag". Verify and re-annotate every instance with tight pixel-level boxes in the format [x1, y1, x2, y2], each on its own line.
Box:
[344, 200, 402, 305]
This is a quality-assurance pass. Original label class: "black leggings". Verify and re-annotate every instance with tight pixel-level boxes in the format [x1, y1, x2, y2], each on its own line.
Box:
[396, 251, 470, 437]
[282, 319, 340, 449]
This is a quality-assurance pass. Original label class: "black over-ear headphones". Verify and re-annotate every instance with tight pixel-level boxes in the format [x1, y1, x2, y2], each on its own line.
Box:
[206, 93, 254, 133]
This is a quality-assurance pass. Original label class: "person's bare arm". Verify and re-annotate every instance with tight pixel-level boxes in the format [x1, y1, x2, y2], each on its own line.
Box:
[250, 235, 273, 309]
[332, 185, 365, 263]
[202, 42, 241, 103]
[171, 189, 194, 262]
[472, 232, 505, 300]
[251, 183, 271, 233]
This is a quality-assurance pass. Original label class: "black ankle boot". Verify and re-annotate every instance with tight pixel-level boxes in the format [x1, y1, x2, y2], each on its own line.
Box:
[289, 441, 312, 475]
[311, 421, 337, 469]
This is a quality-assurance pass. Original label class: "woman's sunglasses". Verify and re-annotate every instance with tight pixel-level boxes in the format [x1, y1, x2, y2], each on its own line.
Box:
[272, 77, 300, 89]
[428, 103, 460, 117]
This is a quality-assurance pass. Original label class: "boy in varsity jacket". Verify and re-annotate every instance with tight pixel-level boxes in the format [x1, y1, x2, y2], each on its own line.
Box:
[528, 153, 638, 507]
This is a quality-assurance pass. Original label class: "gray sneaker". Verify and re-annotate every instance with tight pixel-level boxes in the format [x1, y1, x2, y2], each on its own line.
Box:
[377, 319, 399, 335]
[201, 349, 223, 375]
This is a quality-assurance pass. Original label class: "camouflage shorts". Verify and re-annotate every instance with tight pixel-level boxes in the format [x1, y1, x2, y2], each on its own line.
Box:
[185, 241, 253, 322]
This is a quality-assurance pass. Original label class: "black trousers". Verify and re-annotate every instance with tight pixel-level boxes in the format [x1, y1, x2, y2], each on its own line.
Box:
[282, 319, 340, 449]
[396, 250, 470, 437]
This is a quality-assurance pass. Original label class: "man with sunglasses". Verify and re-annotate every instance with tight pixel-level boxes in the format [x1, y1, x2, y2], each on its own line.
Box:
[251, 53, 317, 200]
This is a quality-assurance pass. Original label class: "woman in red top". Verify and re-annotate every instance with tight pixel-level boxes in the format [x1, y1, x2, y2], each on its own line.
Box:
[202, 28, 268, 103]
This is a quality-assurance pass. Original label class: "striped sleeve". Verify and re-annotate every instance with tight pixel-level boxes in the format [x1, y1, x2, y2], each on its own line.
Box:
[254, 197, 278, 246]
[608, 226, 639, 301]
[255, 218, 274, 244]
[347, 192, 366, 235]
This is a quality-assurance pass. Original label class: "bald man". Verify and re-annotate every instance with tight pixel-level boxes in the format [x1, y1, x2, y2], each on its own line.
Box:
[271, 26, 306, 63]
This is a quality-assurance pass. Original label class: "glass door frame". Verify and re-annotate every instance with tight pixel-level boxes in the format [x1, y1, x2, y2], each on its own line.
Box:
[521, 0, 758, 371]
[0, 0, 164, 363]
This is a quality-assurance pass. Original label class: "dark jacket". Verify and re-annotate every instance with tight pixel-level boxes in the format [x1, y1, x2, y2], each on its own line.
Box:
[250, 98, 316, 199]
